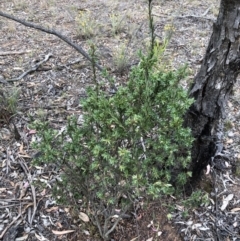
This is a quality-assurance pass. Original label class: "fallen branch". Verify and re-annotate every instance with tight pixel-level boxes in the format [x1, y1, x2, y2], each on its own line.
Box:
[0, 50, 31, 56]
[177, 15, 215, 22]
[177, 7, 215, 22]
[0, 11, 103, 72]
[3, 53, 53, 83]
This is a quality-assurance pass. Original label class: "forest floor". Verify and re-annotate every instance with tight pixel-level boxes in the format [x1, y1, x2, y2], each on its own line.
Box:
[1, 0, 240, 240]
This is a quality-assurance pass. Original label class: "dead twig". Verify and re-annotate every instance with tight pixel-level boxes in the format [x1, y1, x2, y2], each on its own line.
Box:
[0, 203, 30, 208]
[0, 50, 31, 56]
[177, 14, 215, 22]
[0, 11, 103, 72]
[177, 7, 215, 22]
[0, 212, 22, 239]
[3, 53, 52, 83]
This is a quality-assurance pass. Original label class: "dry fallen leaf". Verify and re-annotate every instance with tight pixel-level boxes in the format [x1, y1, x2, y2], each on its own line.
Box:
[230, 207, 240, 212]
[199, 227, 210, 231]
[19, 143, 31, 157]
[221, 194, 234, 211]
[205, 164, 211, 175]
[136, 214, 142, 220]
[0, 188, 6, 193]
[52, 229, 75, 235]
[18, 154, 31, 158]
[225, 161, 230, 168]
[40, 189, 46, 196]
[19, 143, 24, 153]
[233, 222, 238, 227]
[0, 128, 11, 140]
[56, 222, 63, 229]
[146, 237, 153, 241]
[147, 220, 154, 228]
[79, 212, 90, 222]
[226, 138, 233, 144]
[15, 234, 29, 241]
[35, 233, 49, 241]
[46, 206, 58, 212]
[64, 207, 70, 213]
[175, 204, 184, 211]
[83, 230, 90, 235]
[192, 223, 202, 230]
[28, 129, 37, 135]
[130, 237, 139, 241]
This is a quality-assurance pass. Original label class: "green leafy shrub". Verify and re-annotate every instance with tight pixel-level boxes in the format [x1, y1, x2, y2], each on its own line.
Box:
[33, 1, 194, 240]
[180, 190, 210, 219]
[33, 50, 193, 239]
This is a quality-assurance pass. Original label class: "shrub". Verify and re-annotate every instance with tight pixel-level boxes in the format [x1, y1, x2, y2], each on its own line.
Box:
[33, 50, 193, 240]
[0, 87, 20, 125]
[33, 1, 194, 240]
[75, 11, 100, 39]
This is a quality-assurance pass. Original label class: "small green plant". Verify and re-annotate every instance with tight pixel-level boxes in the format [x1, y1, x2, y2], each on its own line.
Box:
[35, 109, 48, 122]
[75, 11, 100, 39]
[224, 120, 233, 131]
[234, 165, 240, 178]
[0, 87, 20, 114]
[0, 87, 19, 128]
[181, 210, 189, 219]
[112, 42, 130, 73]
[6, 87, 20, 113]
[13, 0, 27, 11]
[163, 23, 175, 42]
[7, 21, 17, 34]
[182, 190, 210, 209]
[109, 13, 126, 35]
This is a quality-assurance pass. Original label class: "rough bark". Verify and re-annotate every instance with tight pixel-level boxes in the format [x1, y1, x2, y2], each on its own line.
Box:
[185, 0, 240, 181]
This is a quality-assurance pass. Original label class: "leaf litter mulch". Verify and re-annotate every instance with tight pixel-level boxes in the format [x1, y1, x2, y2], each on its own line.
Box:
[1, 0, 240, 240]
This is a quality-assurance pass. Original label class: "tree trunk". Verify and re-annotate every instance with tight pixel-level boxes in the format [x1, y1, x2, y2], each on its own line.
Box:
[185, 0, 240, 182]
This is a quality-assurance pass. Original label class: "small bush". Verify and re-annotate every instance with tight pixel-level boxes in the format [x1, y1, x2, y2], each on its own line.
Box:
[33, 48, 193, 239]
[33, 1, 194, 240]
[112, 42, 130, 73]
[183, 190, 210, 208]
[0, 87, 20, 125]
[109, 13, 126, 35]
[75, 11, 100, 39]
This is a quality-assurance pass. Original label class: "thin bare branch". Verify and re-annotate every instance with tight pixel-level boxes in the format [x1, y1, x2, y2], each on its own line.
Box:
[0, 11, 103, 72]
[104, 217, 121, 239]
[4, 53, 53, 83]
[0, 50, 32, 56]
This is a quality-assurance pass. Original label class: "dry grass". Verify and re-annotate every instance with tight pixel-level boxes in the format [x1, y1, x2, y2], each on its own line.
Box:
[7, 21, 17, 33]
